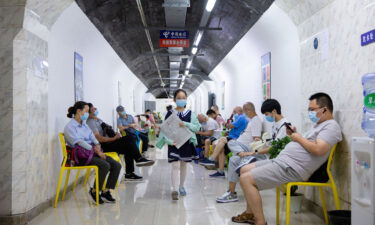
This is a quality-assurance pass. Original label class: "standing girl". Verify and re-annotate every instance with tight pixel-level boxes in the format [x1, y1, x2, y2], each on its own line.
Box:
[156, 89, 201, 200]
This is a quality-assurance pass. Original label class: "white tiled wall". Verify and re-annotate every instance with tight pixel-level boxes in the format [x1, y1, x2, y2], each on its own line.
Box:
[277, 0, 375, 209]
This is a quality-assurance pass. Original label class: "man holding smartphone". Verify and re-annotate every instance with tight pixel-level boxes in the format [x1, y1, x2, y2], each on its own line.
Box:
[231, 93, 342, 225]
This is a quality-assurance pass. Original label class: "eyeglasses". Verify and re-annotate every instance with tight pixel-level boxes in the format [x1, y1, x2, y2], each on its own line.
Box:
[307, 107, 322, 112]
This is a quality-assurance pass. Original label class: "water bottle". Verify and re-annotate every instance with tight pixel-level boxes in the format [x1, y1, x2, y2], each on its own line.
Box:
[361, 73, 375, 137]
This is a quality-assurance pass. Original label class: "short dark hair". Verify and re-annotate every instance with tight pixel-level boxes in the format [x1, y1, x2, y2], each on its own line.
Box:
[309, 92, 333, 112]
[206, 109, 216, 116]
[261, 99, 281, 114]
[145, 109, 151, 113]
[87, 103, 94, 112]
[173, 89, 187, 100]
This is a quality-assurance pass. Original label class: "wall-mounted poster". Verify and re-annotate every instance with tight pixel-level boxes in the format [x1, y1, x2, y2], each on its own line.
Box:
[261, 52, 271, 100]
[74, 52, 84, 101]
[221, 81, 225, 110]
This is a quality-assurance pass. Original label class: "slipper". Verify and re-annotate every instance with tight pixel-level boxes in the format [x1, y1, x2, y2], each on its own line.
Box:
[231, 211, 255, 223]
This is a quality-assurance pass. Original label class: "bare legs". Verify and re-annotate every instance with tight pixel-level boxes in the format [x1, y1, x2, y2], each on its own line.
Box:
[239, 163, 267, 225]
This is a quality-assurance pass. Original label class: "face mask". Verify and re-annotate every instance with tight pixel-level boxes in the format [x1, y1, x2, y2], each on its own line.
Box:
[308, 111, 320, 123]
[176, 99, 187, 107]
[81, 112, 89, 121]
[121, 111, 127, 116]
[94, 110, 99, 116]
[265, 115, 275, 123]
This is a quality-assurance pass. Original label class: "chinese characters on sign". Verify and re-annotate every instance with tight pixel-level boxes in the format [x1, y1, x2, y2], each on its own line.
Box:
[361, 29, 375, 46]
[160, 30, 189, 48]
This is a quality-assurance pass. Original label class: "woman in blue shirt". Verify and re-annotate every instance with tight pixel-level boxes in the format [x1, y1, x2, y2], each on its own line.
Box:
[64, 101, 121, 204]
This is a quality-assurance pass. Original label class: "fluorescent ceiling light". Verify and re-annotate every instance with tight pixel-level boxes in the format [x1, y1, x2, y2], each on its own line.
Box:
[194, 31, 203, 46]
[184, 70, 189, 75]
[186, 60, 192, 69]
[206, 0, 216, 12]
[191, 47, 198, 55]
[182, 75, 186, 82]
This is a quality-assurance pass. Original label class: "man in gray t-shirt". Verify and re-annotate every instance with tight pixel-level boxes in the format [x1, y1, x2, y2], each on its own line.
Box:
[87, 118, 106, 137]
[231, 93, 342, 224]
[86, 103, 155, 181]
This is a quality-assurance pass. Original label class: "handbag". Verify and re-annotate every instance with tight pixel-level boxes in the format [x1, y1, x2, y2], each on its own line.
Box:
[73, 145, 95, 166]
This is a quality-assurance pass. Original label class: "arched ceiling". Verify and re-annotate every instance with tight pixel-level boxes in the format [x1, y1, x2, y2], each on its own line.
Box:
[75, 0, 274, 98]
[275, 0, 335, 25]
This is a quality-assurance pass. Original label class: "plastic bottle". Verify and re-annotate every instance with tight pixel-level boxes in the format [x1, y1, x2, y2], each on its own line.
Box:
[361, 73, 375, 137]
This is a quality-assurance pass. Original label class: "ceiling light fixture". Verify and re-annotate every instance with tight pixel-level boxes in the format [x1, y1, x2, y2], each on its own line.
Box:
[186, 60, 192, 69]
[191, 47, 198, 55]
[194, 31, 203, 46]
[206, 0, 217, 12]
[184, 70, 189, 75]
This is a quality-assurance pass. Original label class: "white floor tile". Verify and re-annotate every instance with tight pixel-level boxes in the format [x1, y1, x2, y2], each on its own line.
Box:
[29, 148, 325, 225]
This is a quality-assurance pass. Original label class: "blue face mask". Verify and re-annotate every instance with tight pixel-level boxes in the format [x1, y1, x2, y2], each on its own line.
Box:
[81, 112, 89, 121]
[94, 110, 99, 116]
[176, 99, 187, 108]
[121, 111, 127, 116]
[265, 115, 275, 123]
[308, 111, 320, 123]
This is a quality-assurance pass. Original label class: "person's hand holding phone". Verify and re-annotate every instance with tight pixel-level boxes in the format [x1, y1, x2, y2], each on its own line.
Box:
[285, 123, 296, 136]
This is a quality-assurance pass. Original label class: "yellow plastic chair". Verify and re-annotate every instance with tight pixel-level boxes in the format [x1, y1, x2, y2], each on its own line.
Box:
[276, 144, 340, 225]
[54, 133, 100, 207]
[208, 145, 214, 156]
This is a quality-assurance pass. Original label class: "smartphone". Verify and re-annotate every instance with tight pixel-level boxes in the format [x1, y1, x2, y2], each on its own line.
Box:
[284, 122, 294, 133]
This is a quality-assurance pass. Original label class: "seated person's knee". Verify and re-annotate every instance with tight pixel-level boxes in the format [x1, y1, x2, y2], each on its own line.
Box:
[219, 137, 227, 143]
[240, 172, 257, 187]
[240, 163, 255, 175]
[101, 160, 110, 172]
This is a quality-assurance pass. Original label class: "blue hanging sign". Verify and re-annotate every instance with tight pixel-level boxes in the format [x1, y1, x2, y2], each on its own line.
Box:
[160, 30, 189, 47]
[160, 30, 189, 39]
[361, 29, 375, 46]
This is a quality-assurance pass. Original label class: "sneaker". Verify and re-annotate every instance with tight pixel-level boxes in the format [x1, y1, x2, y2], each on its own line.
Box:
[101, 190, 116, 203]
[179, 187, 187, 196]
[209, 171, 225, 178]
[89, 188, 104, 204]
[199, 158, 215, 166]
[136, 158, 155, 167]
[171, 191, 179, 200]
[216, 191, 238, 203]
[125, 173, 143, 181]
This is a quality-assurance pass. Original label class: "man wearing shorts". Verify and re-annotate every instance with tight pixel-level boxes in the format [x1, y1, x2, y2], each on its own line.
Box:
[232, 93, 342, 225]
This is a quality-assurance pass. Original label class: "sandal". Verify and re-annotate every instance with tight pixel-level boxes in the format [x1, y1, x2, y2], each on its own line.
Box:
[231, 211, 254, 223]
